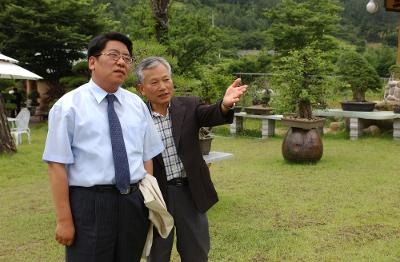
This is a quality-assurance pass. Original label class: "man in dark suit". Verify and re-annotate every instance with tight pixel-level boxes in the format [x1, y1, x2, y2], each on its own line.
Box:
[135, 57, 247, 262]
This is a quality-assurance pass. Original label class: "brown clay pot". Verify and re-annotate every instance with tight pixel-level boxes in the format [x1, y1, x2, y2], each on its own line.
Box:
[340, 101, 376, 112]
[282, 127, 323, 163]
[199, 137, 213, 155]
[394, 105, 400, 114]
[244, 105, 273, 115]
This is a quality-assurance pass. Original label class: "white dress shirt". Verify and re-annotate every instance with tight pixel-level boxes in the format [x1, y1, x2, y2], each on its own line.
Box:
[43, 79, 164, 186]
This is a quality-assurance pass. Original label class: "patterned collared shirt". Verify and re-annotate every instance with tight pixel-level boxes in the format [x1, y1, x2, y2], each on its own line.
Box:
[151, 107, 186, 181]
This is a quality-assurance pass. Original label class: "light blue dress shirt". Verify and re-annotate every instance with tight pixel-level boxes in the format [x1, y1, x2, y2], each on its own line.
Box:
[43, 79, 164, 186]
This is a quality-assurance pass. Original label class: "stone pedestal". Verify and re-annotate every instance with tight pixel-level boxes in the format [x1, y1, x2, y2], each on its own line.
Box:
[314, 109, 400, 140]
[230, 112, 283, 139]
[261, 119, 275, 138]
[230, 115, 243, 135]
[393, 119, 400, 140]
[349, 117, 363, 140]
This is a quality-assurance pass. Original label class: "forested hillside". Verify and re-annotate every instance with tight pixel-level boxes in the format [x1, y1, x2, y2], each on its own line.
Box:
[105, 0, 399, 79]
[1, 0, 397, 106]
[96, 0, 398, 48]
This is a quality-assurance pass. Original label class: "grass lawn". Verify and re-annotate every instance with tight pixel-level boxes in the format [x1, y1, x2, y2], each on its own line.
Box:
[1, 122, 400, 261]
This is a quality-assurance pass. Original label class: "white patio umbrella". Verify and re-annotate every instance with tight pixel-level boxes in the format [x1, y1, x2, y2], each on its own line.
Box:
[0, 53, 19, 64]
[0, 61, 43, 80]
[0, 53, 42, 80]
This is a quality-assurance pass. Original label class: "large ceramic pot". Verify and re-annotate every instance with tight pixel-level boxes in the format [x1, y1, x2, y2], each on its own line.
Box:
[341, 101, 376, 112]
[282, 127, 323, 163]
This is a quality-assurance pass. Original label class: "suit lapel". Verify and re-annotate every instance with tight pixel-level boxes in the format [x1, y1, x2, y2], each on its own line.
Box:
[170, 97, 185, 148]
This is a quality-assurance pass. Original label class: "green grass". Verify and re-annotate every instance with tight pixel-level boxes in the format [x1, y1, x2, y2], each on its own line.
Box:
[1, 123, 400, 261]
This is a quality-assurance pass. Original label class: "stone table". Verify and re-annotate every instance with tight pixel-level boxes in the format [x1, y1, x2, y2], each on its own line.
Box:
[313, 109, 400, 140]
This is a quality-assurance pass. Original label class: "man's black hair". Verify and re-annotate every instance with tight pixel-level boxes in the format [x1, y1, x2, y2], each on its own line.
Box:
[87, 32, 132, 59]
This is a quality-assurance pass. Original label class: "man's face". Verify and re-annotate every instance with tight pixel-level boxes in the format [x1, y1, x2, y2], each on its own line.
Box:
[139, 64, 174, 107]
[88, 40, 132, 91]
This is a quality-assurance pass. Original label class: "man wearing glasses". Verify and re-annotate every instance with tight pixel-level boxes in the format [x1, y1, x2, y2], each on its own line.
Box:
[43, 32, 164, 261]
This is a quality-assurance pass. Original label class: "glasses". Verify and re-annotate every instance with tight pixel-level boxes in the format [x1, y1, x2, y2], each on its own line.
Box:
[96, 51, 134, 64]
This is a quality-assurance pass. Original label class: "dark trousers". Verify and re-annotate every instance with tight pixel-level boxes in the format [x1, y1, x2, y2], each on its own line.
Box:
[147, 185, 210, 262]
[67, 186, 149, 262]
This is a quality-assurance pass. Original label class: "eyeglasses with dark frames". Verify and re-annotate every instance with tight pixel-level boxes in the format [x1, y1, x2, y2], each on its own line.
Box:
[95, 51, 134, 64]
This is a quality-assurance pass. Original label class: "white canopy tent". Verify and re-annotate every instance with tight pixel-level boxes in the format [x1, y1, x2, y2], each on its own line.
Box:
[0, 61, 43, 80]
[0, 53, 42, 80]
[0, 53, 42, 152]
[0, 53, 19, 64]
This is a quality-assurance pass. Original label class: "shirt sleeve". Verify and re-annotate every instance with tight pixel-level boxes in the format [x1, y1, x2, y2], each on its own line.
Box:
[42, 103, 75, 164]
[141, 104, 164, 161]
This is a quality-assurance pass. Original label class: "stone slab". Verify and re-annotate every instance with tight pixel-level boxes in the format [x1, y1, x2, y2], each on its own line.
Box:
[203, 151, 233, 164]
[313, 109, 400, 120]
[313, 109, 400, 140]
[234, 112, 283, 120]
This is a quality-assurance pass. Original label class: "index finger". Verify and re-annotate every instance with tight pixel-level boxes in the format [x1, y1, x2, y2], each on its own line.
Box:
[232, 78, 242, 87]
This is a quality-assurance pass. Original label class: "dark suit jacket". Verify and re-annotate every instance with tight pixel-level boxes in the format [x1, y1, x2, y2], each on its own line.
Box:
[151, 96, 234, 213]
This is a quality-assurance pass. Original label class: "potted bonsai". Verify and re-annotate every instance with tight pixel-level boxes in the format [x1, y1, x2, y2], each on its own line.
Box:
[198, 127, 213, 155]
[336, 49, 381, 112]
[271, 46, 336, 163]
[244, 77, 273, 115]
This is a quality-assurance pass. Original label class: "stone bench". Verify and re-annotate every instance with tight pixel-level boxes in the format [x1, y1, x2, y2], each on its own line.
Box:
[230, 112, 283, 139]
[313, 109, 400, 140]
[203, 151, 233, 164]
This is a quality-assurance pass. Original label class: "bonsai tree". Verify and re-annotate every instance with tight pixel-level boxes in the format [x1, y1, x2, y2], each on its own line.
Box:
[270, 46, 335, 119]
[271, 46, 337, 163]
[248, 77, 272, 107]
[199, 127, 212, 140]
[336, 50, 381, 102]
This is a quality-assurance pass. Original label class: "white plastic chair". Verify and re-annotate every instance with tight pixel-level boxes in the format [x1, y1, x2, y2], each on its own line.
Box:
[10, 108, 31, 145]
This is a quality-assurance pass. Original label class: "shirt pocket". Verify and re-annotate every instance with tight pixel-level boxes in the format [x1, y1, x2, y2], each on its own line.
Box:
[124, 122, 147, 155]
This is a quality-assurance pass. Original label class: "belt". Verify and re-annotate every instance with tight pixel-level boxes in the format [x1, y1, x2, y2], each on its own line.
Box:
[71, 183, 139, 195]
[167, 177, 188, 186]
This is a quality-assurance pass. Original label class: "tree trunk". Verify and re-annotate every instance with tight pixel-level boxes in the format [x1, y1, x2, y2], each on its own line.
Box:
[298, 100, 312, 119]
[0, 94, 17, 154]
[352, 89, 366, 102]
[150, 0, 170, 43]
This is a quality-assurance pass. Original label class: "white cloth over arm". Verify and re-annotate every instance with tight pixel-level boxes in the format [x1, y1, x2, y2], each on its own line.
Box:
[139, 174, 174, 257]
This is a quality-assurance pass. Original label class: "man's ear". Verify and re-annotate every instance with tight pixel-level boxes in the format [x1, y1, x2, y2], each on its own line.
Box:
[137, 84, 146, 96]
[88, 56, 96, 71]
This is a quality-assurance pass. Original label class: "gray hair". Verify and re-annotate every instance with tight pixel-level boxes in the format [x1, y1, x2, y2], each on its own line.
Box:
[135, 56, 172, 84]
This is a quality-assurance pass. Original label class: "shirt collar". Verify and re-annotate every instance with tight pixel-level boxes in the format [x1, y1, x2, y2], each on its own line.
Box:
[150, 102, 171, 117]
[88, 79, 124, 104]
